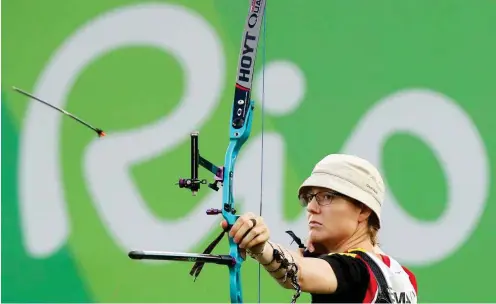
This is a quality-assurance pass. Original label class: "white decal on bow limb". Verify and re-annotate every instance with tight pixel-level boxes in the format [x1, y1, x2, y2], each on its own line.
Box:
[19, 3, 225, 257]
[342, 88, 489, 266]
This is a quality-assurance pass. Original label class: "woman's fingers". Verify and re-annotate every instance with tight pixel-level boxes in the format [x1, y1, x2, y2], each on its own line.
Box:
[239, 221, 264, 249]
[245, 230, 269, 250]
[229, 212, 255, 237]
[223, 213, 269, 250]
[229, 213, 255, 242]
[232, 218, 255, 244]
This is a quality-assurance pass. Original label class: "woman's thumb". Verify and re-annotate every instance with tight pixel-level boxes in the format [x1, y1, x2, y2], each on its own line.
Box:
[220, 220, 228, 230]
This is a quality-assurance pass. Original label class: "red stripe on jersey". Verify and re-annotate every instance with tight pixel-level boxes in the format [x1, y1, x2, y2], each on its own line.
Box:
[379, 255, 418, 295]
[355, 255, 379, 303]
[402, 266, 418, 294]
[381, 255, 391, 267]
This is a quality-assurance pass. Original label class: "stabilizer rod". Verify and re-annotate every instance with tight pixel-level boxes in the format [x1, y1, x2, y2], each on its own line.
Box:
[128, 250, 235, 266]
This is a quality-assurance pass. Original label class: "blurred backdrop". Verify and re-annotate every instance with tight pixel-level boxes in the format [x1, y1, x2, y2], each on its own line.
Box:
[2, 0, 496, 302]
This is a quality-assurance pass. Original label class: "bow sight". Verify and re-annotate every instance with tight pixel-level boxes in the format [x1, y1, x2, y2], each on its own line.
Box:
[177, 132, 223, 193]
[176, 131, 234, 215]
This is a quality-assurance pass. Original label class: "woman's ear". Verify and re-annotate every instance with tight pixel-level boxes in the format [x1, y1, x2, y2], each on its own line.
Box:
[357, 204, 372, 223]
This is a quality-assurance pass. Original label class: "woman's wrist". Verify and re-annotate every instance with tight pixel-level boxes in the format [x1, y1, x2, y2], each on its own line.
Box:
[257, 242, 275, 265]
[258, 241, 284, 269]
[247, 241, 273, 264]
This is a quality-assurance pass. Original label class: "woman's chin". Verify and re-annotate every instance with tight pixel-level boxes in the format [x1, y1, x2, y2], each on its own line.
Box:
[309, 229, 326, 243]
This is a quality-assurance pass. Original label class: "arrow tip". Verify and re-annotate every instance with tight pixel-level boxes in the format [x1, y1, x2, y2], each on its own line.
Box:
[96, 129, 106, 137]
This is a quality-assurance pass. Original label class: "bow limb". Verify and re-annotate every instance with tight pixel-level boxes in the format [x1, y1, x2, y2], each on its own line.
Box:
[224, 0, 267, 301]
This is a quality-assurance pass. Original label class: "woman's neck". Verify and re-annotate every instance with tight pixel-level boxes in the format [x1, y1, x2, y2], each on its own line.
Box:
[326, 231, 375, 254]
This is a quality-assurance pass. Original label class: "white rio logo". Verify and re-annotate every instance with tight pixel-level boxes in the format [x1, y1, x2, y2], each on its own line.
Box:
[18, 3, 489, 268]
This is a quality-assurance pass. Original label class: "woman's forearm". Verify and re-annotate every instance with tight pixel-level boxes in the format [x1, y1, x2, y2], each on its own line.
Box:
[253, 241, 338, 294]
[254, 241, 300, 289]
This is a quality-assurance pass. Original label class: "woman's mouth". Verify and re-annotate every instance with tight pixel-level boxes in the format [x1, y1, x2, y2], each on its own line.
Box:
[308, 221, 322, 227]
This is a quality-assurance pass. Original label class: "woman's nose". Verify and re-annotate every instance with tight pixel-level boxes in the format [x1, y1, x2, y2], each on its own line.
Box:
[306, 197, 320, 214]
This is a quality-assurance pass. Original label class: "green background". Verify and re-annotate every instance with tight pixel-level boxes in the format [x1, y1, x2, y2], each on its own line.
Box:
[2, 0, 495, 302]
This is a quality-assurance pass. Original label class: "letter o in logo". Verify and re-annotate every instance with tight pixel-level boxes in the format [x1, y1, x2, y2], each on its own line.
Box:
[343, 89, 489, 266]
[248, 13, 258, 28]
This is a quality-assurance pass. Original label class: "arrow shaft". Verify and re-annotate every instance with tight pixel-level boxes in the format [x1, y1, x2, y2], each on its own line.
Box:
[12, 86, 105, 137]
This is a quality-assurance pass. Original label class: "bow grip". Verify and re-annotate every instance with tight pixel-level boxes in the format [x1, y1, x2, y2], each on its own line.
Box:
[224, 213, 240, 231]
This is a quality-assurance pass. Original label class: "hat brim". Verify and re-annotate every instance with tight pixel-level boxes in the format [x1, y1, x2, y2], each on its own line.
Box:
[298, 172, 382, 226]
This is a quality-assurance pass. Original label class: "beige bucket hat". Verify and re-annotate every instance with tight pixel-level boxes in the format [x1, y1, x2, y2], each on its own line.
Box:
[298, 154, 386, 226]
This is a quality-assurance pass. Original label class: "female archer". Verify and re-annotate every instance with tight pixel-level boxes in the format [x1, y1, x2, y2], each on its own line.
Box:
[222, 154, 418, 303]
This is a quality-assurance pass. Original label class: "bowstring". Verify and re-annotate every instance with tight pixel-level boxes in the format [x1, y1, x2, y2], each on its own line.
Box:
[258, 4, 267, 304]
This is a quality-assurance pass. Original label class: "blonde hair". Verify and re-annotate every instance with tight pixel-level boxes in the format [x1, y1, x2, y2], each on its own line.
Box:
[348, 197, 380, 246]
[367, 212, 380, 246]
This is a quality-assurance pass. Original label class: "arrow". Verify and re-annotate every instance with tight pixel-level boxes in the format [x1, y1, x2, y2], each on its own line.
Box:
[12, 86, 106, 137]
